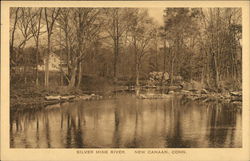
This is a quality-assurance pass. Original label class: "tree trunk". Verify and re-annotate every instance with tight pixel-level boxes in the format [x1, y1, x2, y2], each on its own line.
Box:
[69, 66, 77, 88]
[77, 62, 82, 88]
[155, 40, 158, 71]
[135, 49, 140, 93]
[45, 36, 50, 87]
[21, 45, 28, 84]
[10, 8, 19, 72]
[113, 11, 119, 81]
[66, 31, 71, 79]
[213, 52, 219, 89]
[170, 58, 175, 85]
[116, 36, 119, 78]
[113, 38, 117, 80]
[136, 63, 140, 87]
[35, 9, 42, 86]
[24, 63, 27, 84]
[35, 42, 39, 86]
[161, 39, 167, 87]
[135, 62, 140, 96]
[60, 28, 63, 86]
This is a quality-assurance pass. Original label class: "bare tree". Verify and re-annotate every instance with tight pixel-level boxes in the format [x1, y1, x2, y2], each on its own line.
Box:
[64, 8, 102, 88]
[16, 8, 36, 84]
[44, 8, 61, 87]
[10, 8, 20, 69]
[29, 8, 43, 86]
[129, 9, 155, 90]
[57, 8, 72, 84]
[103, 8, 132, 81]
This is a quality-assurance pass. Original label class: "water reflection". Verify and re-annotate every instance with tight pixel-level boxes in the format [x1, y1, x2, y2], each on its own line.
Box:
[10, 95, 242, 148]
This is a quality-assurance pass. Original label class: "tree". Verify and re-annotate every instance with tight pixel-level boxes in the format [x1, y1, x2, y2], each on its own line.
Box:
[29, 8, 43, 86]
[103, 8, 132, 80]
[129, 9, 155, 88]
[16, 8, 37, 84]
[57, 8, 72, 83]
[199, 8, 242, 91]
[44, 8, 61, 87]
[67, 8, 102, 88]
[10, 7, 20, 70]
[163, 8, 201, 85]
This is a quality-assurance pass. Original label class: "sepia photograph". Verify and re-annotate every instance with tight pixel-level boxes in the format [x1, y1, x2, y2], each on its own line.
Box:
[9, 6, 243, 148]
[1, 1, 250, 161]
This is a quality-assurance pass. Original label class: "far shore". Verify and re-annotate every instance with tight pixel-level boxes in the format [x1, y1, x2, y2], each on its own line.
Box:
[10, 84, 242, 111]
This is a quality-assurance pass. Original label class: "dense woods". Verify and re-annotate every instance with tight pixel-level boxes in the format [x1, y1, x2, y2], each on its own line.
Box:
[10, 7, 242, 92]
[8, 6, 243, 151]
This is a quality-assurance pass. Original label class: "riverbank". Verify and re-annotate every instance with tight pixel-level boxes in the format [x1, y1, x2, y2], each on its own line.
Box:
[10, 84, 242, 110]
[10, 86, 80, 110]
[136, 89, 242, 106]
[179, 89, 242, 107]
[10, 84, 131, 110]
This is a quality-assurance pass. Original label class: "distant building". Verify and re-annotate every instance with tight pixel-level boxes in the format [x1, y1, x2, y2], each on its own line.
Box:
[38, 52, 67, 73]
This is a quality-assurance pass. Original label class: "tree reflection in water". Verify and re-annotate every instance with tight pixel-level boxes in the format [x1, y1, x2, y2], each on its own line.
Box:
[10, 95, 242, 148]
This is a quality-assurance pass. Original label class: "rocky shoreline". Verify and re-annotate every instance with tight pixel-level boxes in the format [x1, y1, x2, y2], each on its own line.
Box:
[10, 93, 105, 111]
[10, 85, 242, 111]
[137, 88, 242, 107]
[179, 90, 242, 106]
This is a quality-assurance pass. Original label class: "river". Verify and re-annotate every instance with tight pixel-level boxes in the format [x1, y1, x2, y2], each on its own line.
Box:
[10, 94, 242, 148]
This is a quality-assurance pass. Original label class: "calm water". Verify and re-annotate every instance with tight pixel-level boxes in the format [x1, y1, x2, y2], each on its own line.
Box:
[10, 95, 242, 148]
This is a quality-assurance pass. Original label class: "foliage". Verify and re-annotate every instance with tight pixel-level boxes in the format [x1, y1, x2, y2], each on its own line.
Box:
[10, 7, 242, 91]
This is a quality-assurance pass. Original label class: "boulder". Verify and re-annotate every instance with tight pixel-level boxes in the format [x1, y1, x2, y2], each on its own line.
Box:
[230, 91, 242, 97]
[201, 89, 209, 94]
[180, 90, 190, 94]
[148, 71, 169, 86]
[138, 93, 171, 99]
[168, 91, 174, 94]
[168, 85, 182, 91]
[61, 95, 75, 100]
[45, 96, 61, 100]
[77, 95, 92, 100]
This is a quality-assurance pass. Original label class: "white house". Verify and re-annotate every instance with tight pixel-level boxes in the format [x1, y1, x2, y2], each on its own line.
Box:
[38, 52, 67, 72]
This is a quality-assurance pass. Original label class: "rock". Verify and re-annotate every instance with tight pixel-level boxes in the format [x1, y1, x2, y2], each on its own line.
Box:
[76, 94, 103, 101]
[231, 96, 242, 102]
[138, 94, 147, 99]
[180, 90, 190, 94]
[77, 95, 92, 100]
[189, 89, 198, 93]
[61, 95, 75, 100]
[168, 85, 182, 91]
[201, 89, 209, 94]
[138, 93, 171, 99]
[168, 91, 174, 94]
[148, 71, 170, 86]
[230, 91, 242, 97]
[45, 95, 76, 101]
[45, 96, 61, 100]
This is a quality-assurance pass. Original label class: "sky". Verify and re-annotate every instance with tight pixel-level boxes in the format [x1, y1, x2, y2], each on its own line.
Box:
[13, 8, 166, 48]
[148, 8, 165, 25]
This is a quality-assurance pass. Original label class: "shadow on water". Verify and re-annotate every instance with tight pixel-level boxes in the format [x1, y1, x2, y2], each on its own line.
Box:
[10, 95, 242, 148]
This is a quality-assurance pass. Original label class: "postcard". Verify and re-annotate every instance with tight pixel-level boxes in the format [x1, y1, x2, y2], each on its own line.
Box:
[1, 1, 249, 161]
